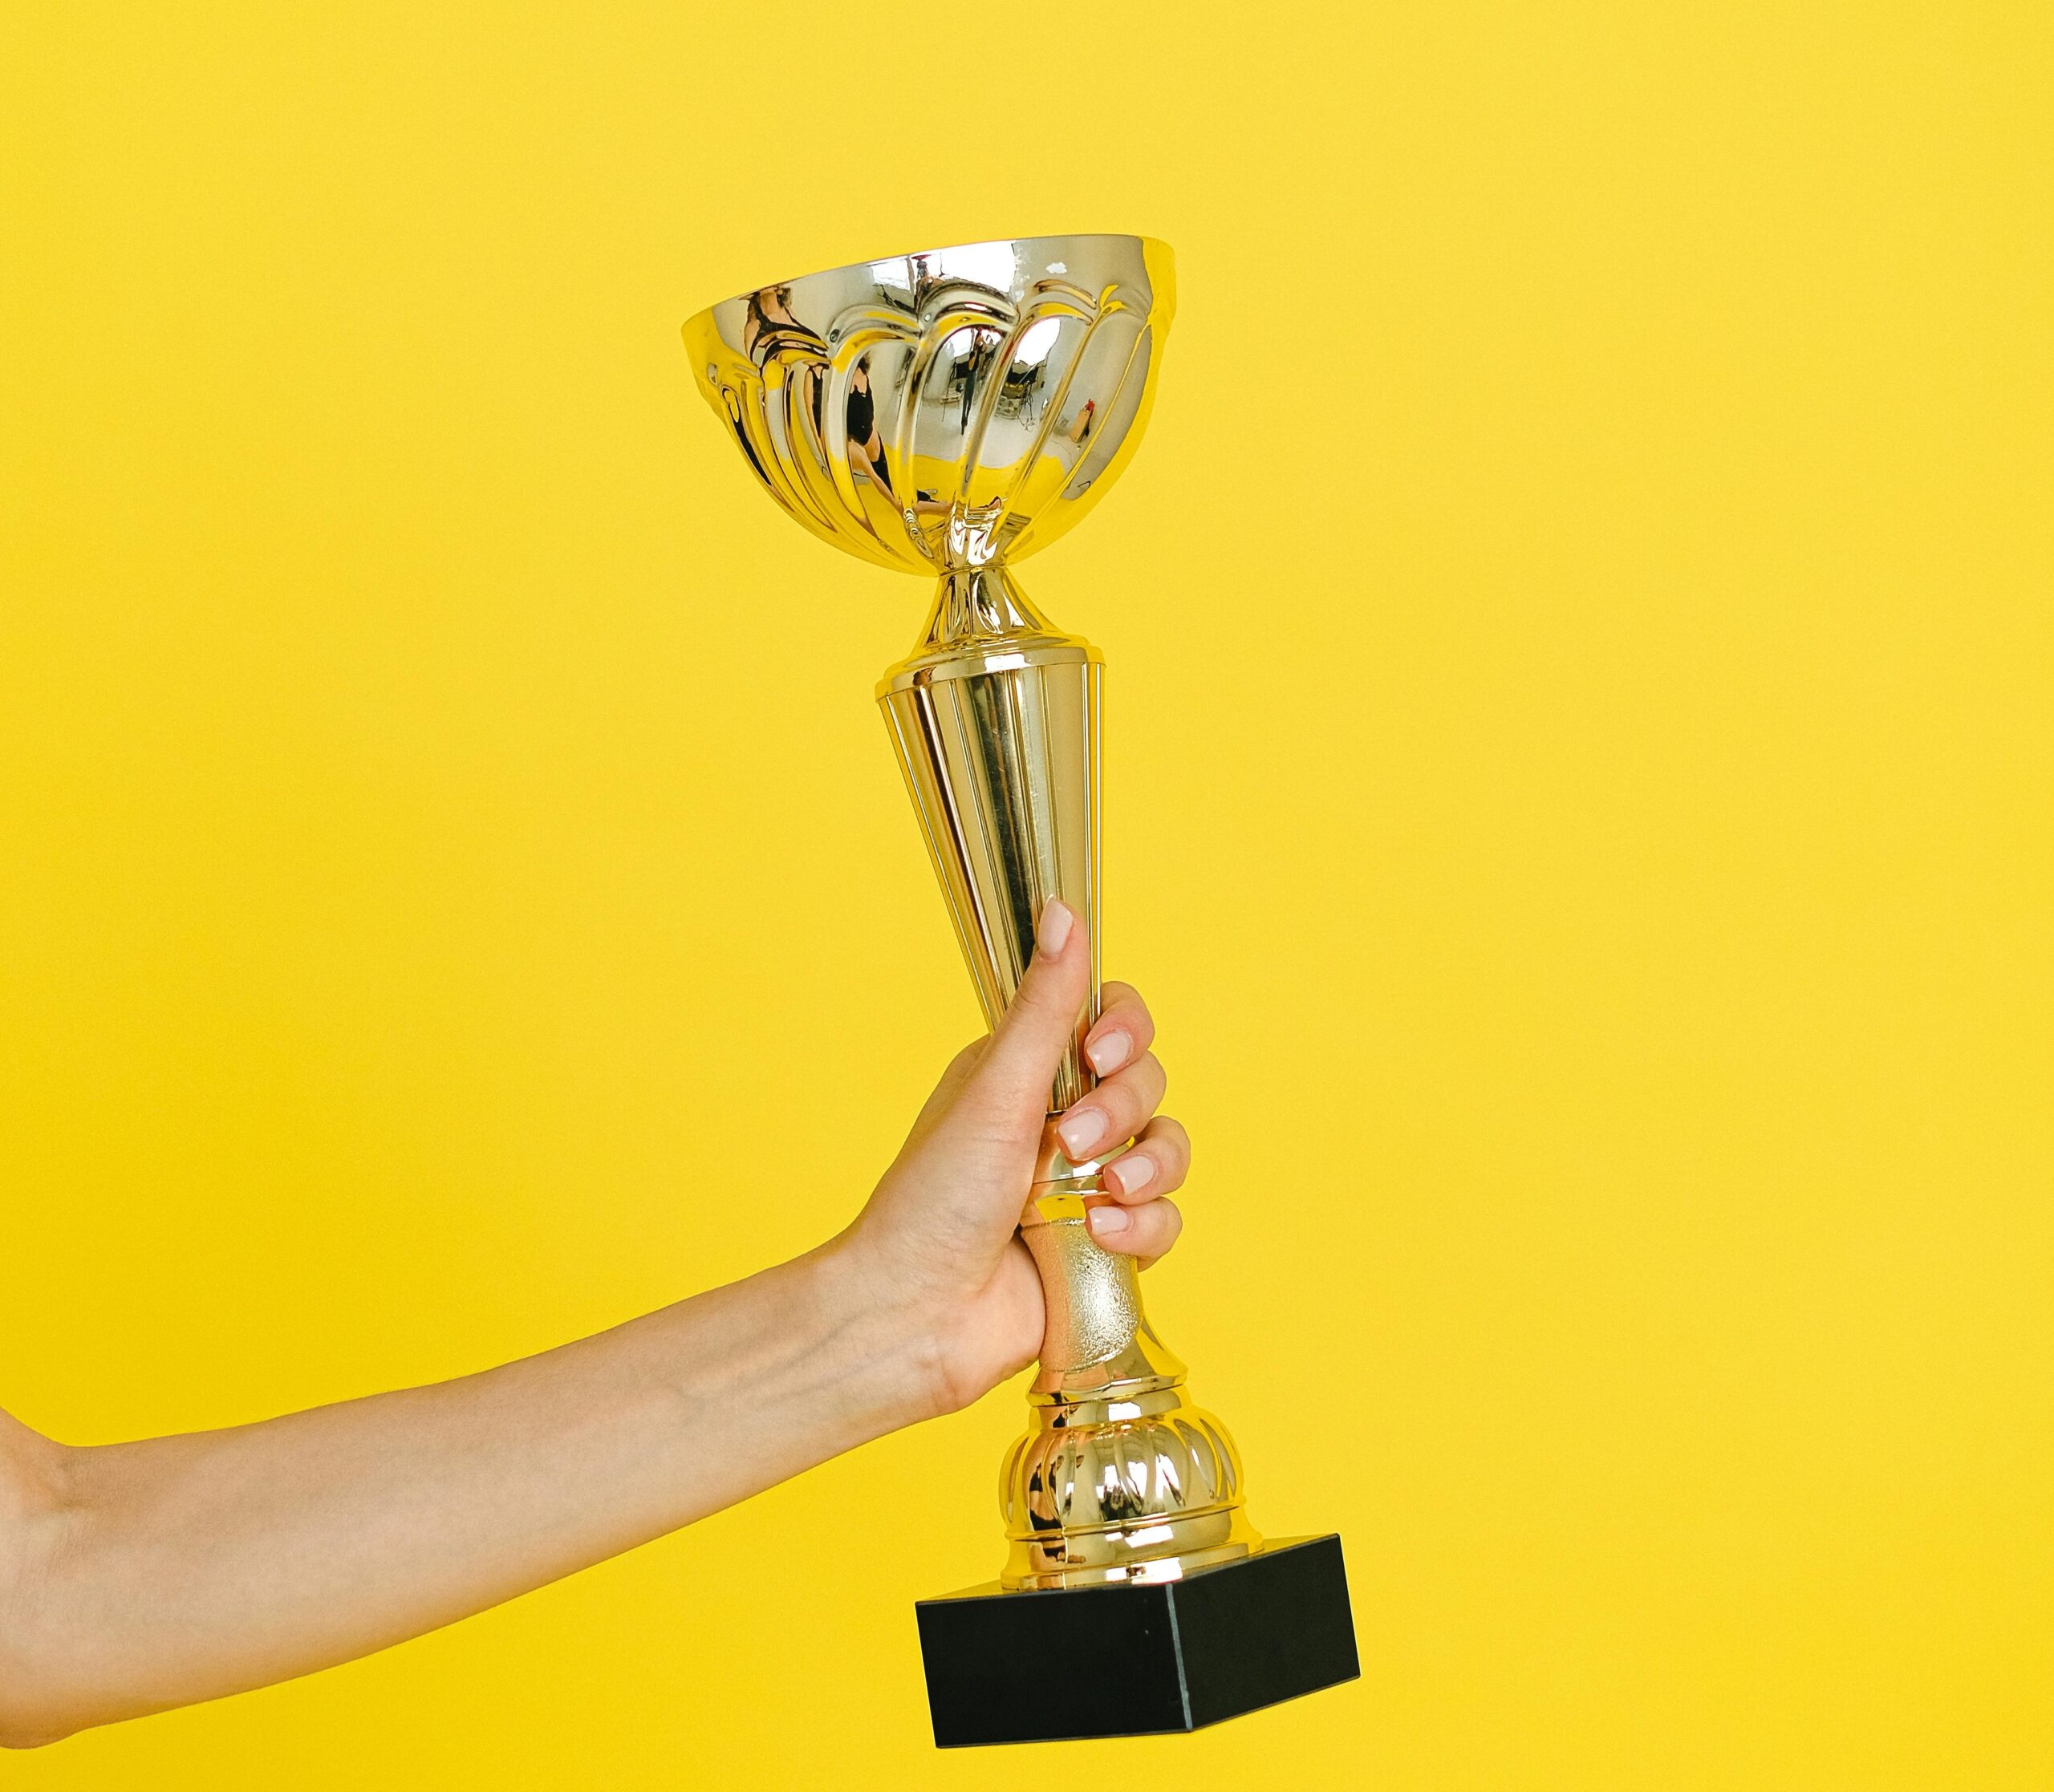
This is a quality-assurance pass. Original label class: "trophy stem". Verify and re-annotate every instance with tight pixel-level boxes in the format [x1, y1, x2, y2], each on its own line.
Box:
[879, 570, 1258, 1588]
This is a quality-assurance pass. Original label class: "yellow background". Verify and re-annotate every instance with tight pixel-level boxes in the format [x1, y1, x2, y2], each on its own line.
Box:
[3, 3, 2048, 1786]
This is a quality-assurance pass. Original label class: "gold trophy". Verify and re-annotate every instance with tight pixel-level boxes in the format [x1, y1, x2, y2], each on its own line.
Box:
[684, 235, 1355, 1745]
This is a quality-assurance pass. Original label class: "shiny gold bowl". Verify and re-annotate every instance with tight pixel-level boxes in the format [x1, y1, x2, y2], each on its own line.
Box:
[683, 234, 1175, 581]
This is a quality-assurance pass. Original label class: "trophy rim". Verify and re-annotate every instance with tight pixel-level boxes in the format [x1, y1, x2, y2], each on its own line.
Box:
[683, 232, 1175, 333]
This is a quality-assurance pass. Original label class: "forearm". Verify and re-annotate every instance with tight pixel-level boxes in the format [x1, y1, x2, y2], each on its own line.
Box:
[1, 1241, 935, 1745]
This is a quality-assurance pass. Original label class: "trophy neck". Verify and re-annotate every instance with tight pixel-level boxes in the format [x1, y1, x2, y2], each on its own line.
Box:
[916, 564, 1059, 655]
[883, 565, 1098, 703]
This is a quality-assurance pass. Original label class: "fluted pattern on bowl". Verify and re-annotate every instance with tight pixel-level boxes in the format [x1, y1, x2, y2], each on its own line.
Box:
[684, 235, 1174, 578]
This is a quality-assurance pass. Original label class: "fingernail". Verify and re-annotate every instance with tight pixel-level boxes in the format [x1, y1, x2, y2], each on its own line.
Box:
[1086, 1029, 1131, 1074]
[1089, 1203, 1131, 1237]
[1037, 898, 1074, 958]
[1108, 1152, 1155, 1196]
[1058, 1109, 1107, 1157]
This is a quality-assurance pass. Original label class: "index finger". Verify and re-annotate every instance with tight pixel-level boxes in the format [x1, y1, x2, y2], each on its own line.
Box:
[1086, 979, 1155, 1077]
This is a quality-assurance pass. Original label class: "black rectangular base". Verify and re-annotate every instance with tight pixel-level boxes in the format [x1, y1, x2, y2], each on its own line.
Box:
[914, 1534, 1358, 1747]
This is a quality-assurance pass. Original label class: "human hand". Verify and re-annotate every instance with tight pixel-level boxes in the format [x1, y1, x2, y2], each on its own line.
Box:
[834, 900, 1190, 1418]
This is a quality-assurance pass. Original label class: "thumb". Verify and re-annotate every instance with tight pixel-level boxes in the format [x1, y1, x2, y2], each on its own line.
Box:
[969, 898, 1091, 1118]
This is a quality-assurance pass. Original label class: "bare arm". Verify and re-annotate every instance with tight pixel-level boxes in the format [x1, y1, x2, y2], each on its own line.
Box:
[0, 905, 1191, 1746]
[0, 1249, 926, 1745]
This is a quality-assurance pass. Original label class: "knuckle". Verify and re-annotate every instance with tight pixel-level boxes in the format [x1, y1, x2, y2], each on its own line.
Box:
[1135, 1201, 1183, 1263]
[1110, 989, 1152, 1025]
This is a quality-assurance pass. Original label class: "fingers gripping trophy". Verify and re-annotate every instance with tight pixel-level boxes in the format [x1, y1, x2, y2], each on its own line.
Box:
[684, 236, 1356, 1746]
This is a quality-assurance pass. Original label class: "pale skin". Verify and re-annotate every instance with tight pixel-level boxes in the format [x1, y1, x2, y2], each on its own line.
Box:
[0, 900, 1189, 1748]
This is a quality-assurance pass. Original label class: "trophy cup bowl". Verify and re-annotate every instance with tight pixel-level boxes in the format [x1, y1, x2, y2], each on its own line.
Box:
[682, 233, 1171, 585]
[684, 236, 1356, 1745]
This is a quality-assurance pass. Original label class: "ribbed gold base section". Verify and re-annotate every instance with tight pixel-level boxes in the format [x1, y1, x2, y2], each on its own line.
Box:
[998, 1132, 1260, 1591]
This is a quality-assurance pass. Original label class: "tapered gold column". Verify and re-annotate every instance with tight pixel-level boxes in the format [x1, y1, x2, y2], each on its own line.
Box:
[879, 567, 1257, 1588]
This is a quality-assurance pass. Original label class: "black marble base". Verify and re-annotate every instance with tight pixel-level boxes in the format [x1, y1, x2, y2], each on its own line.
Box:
[914, 1534, 1358, 1748]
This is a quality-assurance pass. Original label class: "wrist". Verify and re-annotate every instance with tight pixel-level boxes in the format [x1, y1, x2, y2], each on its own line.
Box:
[802, 1230, 952, 1436]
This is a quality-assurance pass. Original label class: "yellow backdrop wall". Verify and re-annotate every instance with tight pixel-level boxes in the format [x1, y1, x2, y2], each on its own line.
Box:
[3, 3, 2048, 1786]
